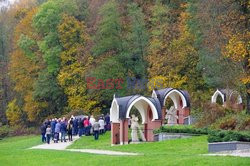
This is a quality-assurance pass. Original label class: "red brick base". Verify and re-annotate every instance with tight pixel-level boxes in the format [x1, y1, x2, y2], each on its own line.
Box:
[111, 123, 120, 145]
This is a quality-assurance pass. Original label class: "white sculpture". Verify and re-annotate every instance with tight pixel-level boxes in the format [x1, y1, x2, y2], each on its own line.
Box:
[165, 106, 178, 125]
[131, 114, 146, 142]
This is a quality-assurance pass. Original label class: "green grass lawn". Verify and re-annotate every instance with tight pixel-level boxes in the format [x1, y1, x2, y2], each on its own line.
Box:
[0, 133, 250, 166]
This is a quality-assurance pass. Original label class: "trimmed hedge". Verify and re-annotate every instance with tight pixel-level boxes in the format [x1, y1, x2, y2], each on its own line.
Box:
[154, 126, 210, 135]
[207, 130, 250, 143]
[154, 126, 250, 143]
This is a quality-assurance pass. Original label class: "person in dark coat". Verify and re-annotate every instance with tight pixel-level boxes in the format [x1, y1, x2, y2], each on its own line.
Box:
[51, 119, 56, 140]
[78, 118, 84, 137]
[105, 113, 110, 131]
[54, 120, 61, 143]
[67, 118, 73, 141]
[73, 118, 78, 135]
[60, 120, 67, 142]
[40, 123, 47, 143]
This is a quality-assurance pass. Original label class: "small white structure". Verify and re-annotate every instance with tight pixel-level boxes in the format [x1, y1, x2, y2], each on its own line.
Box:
[211, 89, 243, 105]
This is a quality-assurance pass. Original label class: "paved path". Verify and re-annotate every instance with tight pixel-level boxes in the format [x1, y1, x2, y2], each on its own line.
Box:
[67, 149, 140, 156]
[203, 149, 250, 158]
[30, 136, 140, 156]
[30, 136, 80, 150]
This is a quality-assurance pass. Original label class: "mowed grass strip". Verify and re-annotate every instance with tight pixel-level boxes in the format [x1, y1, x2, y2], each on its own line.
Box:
[0, 133, 250, 166]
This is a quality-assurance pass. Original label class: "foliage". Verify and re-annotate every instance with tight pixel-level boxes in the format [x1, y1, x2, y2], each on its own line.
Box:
[125, 2, 148, 79]
[9, 7, 43, 124]
[0, 125, 38, 139]
[153, 125, 250, 143]
[211, 115, 237, 130]
[154, 125, 210, 135]
[5, 99, 23, 126]
[1, 0, 250, 127]
[211, 112, 250, 131]
[195, 103, 228, 128]
[92, 0, 123, 56]
[33, 71, 67, 117]
[0, 125, 13, 139]
[147, 1, 171, 78]
[208, 130, 250, 143]
[57, 14, 100, 115]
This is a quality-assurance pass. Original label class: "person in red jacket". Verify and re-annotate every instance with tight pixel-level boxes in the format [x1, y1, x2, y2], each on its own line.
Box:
[84, 117, 90, 136]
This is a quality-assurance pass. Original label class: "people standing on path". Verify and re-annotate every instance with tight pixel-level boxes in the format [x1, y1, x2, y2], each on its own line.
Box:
[40, 123, 46, 143]
[46, 125, 52, 144]
[67, 118, 73, 141]
[92, 121, 100, 140]
[98, 117, 105, 134]
[54, 119, 61, 143]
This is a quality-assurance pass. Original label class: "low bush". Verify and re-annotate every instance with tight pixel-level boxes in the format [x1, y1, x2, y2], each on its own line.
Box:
[154, 125, 210, 135]
[236, 115, 250, 130]
[0, 125, 14, 139]
[0, 125, 39, 139]
[211, 112, 250, 131]
[154, 125, 250, 143]
[195, 103, 227, 128]
[207, 130, 250, 143]
[211, 115, 237, 130]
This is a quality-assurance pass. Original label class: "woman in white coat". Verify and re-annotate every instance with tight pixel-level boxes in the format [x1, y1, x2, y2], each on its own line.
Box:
[98, 117, 105, 134]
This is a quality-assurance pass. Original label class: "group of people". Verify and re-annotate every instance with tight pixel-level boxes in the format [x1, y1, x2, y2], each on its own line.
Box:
[40, 113, 111, 144]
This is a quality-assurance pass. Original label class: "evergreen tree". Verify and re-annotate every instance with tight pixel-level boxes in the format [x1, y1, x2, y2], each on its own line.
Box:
[125, 2, 148, 79]
[92, 0, 123, 56]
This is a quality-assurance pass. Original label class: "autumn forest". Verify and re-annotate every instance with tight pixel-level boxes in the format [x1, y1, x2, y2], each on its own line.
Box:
[0, 0, 249, 128]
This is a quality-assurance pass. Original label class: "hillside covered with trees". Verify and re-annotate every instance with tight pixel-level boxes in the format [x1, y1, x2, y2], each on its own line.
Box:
[0, 0, 249, 129]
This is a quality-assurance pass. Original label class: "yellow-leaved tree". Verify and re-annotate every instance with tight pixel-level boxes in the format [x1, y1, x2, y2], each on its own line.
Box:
[147, 3, 199, 91]
[6, 99, 22, 126]
[9, 7, 46, 123]
[57, 14, 100, 115]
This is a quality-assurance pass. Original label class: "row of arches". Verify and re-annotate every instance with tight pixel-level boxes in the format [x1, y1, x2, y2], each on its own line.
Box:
[211, 89, 243, 109]
[110, 88, 190, 145]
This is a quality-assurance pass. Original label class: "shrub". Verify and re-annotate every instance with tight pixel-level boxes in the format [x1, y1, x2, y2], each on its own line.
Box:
[0, 125, 13, 139]
[207, 130, 250, 143]
[211, 115, 237, 130]
[210, 112, 250, 131]
[0, 125, 39, 139]
[6, 99, 23, 126]
[154, 125, 210, 135]
[236, 115, 250, 130]
[154, 125, 250, 143]
[195, 103, 227, 128]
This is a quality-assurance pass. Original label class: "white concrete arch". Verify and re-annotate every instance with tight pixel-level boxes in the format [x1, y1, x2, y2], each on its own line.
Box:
[236, 95, 243, 104]
[126, 96, 159, 124]
[152, 90, 157, 98]
[229, 91, 243, 104]
[163, 89, 187, 109]
[211, 89, 225, 104]
[110, 98, 119, 123]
